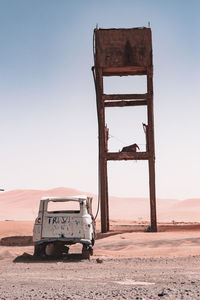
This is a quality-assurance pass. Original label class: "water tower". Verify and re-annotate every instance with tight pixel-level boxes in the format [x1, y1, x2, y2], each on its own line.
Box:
[92, 27, 157, 233]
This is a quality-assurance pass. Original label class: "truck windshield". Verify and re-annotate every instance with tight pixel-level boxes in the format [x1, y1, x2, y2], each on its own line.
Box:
[47, 201, 80, 213]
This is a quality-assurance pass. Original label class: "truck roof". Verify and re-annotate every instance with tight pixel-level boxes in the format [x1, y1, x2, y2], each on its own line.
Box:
[40, 195, 88, 202]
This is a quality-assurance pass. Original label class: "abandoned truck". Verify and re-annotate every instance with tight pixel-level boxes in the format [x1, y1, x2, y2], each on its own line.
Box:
[33, 196, 95, 259]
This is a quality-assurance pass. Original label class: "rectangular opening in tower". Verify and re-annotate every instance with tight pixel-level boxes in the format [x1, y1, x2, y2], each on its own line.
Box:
[105, 106, 147, 152]
[107, 160, 150, 221]
[103, 76, 147, 94]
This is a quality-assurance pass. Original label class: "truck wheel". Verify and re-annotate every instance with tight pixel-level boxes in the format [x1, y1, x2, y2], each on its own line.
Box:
[34, 244, 46, 257]
[45, 243, 55, 256]
[89, 246, 93, 256]
[82, 245, 90, 260]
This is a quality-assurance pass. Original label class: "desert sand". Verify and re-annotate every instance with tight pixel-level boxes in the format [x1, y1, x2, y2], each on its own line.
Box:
[0, 187, 200, 223]
[1, 220, 200, 299]
[1, 188, 200, 299]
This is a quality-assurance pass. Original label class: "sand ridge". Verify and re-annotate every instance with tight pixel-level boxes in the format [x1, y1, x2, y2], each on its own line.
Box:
[0, 187, 200, 222]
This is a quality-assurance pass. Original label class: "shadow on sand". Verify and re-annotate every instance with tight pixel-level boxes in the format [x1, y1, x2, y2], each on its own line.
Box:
[13, 252, 89, 263]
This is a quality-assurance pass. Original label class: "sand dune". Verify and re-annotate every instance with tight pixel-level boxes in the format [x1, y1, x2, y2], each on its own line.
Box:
[0, 221, 33, 239]
[1, 220, 200, 259]
[172, 198, 200, 209]
[0, 187, 87, 220]
[0, 187, 199, 222]
[158, 199, 200, 222]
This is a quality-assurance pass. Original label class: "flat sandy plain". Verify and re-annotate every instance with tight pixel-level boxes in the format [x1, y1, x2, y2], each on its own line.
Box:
[1, 220, 200, 299]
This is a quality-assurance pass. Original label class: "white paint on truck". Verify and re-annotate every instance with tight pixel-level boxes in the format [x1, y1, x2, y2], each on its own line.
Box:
[33, 196, 95, 247]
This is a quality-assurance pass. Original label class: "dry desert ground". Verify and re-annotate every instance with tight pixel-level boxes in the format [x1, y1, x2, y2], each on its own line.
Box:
[1, 220, 200, 299]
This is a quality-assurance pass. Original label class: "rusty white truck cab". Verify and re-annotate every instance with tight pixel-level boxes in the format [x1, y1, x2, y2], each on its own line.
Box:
[33, 196, 95, 258]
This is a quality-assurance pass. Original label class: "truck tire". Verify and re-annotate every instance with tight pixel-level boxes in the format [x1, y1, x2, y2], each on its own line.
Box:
[82, 245, 91, 260]
[34, 244, 46, 257]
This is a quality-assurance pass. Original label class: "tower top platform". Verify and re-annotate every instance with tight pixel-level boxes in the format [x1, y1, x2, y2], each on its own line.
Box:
[94, 27, 152, 69]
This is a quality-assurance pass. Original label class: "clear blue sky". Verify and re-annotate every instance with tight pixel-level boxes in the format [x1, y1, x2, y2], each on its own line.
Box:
[0, 0, 199, 199]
